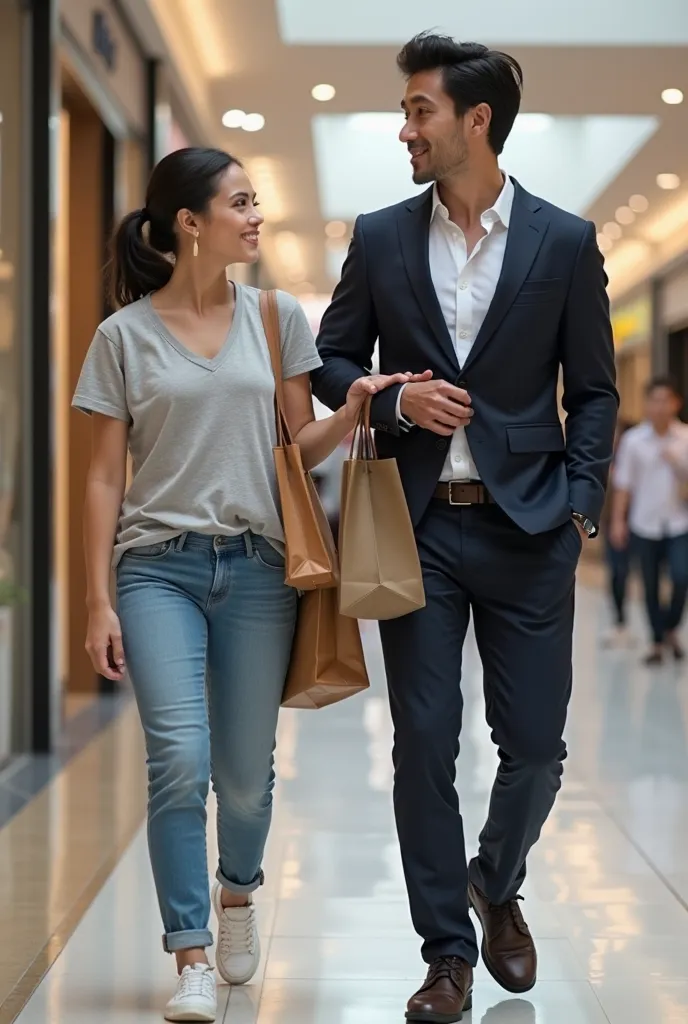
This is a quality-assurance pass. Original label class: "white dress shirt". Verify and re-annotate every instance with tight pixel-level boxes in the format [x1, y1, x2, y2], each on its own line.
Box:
[397, 174, 514, 481]
[613, 420, 688, 540]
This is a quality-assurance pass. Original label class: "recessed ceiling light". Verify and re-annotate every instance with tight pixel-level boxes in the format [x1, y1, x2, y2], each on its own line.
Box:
[615, 206, 636, 225]
[325, 220, 347, 238]
[312, 83, 336, 102]
[603, 222, 623, 240]
[242, 113, 265, 132]
[629, 194, 649, 213]
[597, 233, 613, 253]
[661, 88, 684, 105]
[222, 109, 246, 128]
[657, 172, 681, 190]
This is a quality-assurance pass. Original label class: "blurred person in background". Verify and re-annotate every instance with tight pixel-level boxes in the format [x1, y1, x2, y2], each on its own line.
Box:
[611, 378, 688, 665]
[72, 147, 416, 1023]
[313, 31, 617, 1022]
[600, 418, 635, 647]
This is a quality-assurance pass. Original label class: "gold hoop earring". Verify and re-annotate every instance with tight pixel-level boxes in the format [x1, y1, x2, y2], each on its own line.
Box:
[193, 234, 199, 258]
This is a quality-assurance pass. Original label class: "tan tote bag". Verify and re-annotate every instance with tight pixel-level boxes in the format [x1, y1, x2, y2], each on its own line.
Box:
[259, 290, 337, 591]
[281, 586, 370, 709]
[339, 398, 426, 620]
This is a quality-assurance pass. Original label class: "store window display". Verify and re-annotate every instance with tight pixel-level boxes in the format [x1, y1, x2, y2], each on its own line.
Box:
[0, 0, 26, 762]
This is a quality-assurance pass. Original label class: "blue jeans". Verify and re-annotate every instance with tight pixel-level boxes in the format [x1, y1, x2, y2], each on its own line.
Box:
[116, 532, 298, 953]
[633, 532, 688, 644]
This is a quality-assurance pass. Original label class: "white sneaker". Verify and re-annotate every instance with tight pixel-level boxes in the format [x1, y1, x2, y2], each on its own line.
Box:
[165, 964, 216, 1022]
[211, 881, 261, 985]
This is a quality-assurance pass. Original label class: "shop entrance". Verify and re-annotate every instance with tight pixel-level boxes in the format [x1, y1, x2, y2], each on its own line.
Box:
[668, 326, 688, 421]
[617, 345, 651, 426]
[55, 62, 115, 702]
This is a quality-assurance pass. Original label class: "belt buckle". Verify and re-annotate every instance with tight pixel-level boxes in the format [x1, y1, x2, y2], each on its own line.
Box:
[448, 481, 471, 506]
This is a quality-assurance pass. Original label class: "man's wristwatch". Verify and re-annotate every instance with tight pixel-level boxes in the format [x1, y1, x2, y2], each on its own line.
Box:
[572, 512, 597, 538]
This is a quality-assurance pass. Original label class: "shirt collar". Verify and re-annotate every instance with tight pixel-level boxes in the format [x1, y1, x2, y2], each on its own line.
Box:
[431, 172, 514, 229]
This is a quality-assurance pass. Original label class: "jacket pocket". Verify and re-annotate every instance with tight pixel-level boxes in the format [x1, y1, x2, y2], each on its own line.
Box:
[513, 278, 564, 306]
[506, 424, 565, 453]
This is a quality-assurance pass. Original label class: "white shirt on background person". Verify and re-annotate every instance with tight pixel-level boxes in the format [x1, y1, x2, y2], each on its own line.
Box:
[613, 420, 688, 540]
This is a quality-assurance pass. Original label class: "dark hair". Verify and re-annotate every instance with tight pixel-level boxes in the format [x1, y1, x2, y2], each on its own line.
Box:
[109, 147, 241, 307]
[645, 375, 681, 398]
[397, 32, 523, 155]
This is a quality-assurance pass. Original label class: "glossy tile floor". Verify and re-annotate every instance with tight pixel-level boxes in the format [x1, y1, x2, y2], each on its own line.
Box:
[12, 575, 688, 1023]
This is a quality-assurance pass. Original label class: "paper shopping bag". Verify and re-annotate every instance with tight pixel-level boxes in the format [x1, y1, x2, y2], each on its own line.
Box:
[338, 398, 425, 620]
[281, 587, 370, 709]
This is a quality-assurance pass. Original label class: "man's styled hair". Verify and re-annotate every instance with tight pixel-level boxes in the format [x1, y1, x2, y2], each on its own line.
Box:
[645, 375, 682, 399]
[397, 32, 523, 156]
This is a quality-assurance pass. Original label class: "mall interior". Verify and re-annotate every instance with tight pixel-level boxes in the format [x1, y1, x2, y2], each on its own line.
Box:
[1, 0, 688, 1021]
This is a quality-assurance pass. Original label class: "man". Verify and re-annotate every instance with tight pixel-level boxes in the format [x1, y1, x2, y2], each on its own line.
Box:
[312, 32, 617, 1023]
[611, 378, 688, 665]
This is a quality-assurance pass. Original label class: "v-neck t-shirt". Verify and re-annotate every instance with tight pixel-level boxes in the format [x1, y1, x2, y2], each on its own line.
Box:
[72, 284, 323, 566]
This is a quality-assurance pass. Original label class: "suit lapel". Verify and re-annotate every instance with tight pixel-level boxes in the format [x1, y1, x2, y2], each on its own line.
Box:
[397, 188, 459, 373]
[462, 182, 549, 373]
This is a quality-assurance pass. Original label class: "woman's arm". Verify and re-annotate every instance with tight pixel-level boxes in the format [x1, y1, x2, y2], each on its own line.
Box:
[84, 413, 128, 680]
[283, 370, 431, 472]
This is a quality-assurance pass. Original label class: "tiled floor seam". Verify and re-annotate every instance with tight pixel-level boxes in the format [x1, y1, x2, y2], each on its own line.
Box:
[225, 902, 281, 1022]
[0, 815, 145, 1024]
[578, 778, 688, 917]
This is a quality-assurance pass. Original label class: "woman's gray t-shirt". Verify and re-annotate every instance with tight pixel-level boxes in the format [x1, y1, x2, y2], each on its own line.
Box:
[72, 284, 323, 566]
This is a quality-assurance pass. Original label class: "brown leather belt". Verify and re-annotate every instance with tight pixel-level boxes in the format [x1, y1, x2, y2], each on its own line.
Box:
[434, 482, 496, 506]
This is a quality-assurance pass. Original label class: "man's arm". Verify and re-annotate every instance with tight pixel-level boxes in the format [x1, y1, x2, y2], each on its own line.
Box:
[311, 215, 404, 436]
[608, 432, 633, 549]
[560, 221, 619, 528]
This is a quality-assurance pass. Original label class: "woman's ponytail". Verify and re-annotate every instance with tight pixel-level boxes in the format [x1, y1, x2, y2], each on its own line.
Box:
[108, 147, 239, 308]
[108, 208, 174, 308]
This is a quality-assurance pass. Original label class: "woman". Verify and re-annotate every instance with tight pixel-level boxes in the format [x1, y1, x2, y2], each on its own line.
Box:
[73, 147, 426, 1022]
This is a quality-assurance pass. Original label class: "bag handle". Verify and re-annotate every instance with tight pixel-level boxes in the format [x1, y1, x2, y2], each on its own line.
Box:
[259, 290, 292, 446]
[350, 397, 377, 461]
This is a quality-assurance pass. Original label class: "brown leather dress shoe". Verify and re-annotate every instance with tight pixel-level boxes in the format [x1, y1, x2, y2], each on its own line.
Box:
[468, 880, 537, 993]
[406, 957, 473, 1023]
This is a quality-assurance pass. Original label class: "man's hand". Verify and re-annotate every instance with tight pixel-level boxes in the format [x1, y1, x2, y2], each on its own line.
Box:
[400, 379, 473, 436]
[574, 520, 588, 543]
[609, 518, 629, 551]
[345, 370, 433, 423]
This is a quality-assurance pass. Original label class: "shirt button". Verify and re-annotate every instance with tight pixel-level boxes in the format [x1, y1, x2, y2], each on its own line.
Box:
[459, 282, 468, 291]
[460, 330, 469, 339]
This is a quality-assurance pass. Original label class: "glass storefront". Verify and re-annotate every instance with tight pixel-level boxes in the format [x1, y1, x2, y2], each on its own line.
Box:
[0, 0, 26, 763]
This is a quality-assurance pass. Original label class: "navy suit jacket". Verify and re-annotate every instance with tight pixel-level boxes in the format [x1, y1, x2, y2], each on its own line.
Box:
[311, 179, 619, 534]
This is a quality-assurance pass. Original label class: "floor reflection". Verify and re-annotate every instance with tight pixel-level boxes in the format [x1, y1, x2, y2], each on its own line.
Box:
[10, 581, 688, 1023]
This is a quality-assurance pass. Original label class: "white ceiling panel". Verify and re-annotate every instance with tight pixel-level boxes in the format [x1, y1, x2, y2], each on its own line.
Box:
[312, 113, 659, 224]
[278, 0, 688, 46]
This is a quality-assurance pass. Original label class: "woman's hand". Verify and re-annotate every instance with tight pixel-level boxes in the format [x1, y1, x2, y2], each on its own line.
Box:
[86, 602, 126, 682]
[345, 370, 433, 422]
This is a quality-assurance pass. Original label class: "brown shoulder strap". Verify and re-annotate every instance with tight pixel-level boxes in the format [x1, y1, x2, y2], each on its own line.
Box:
[259, 290, 291, 445]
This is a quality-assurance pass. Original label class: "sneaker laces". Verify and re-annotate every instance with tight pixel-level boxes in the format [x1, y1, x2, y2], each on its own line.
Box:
[177, 965, 214, 1000]
[219, 905, 257, 959]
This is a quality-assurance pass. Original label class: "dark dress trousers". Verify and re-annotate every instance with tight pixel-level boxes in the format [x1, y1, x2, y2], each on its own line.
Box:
[311, 179, 618, 965]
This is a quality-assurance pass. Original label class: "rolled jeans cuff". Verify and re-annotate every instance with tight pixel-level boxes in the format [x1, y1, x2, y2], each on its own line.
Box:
[162, 928, 214, 953]
[216, 867, 264, 895]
